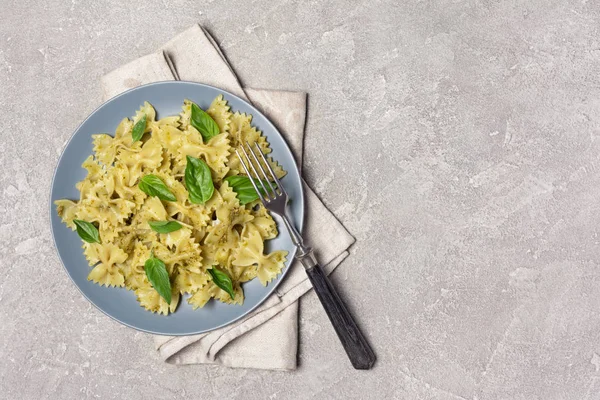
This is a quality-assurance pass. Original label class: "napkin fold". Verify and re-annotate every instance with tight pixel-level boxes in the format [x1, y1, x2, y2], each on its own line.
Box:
[101, 25, 354, 370]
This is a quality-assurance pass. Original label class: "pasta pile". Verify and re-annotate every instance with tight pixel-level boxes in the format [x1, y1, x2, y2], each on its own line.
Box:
[55, 96, 288, 315]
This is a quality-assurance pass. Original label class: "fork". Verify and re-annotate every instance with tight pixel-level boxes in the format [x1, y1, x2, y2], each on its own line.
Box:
[236, 142, 376, 370]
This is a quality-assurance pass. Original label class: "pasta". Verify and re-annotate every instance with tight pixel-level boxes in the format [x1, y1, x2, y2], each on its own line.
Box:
[55, 95, 288, 315]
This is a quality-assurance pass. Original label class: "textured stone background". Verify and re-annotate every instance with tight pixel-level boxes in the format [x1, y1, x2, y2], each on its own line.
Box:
[2, 0, 600, 398]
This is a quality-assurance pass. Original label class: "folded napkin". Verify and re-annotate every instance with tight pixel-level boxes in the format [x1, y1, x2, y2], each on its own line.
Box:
[101, 25, 355, 370]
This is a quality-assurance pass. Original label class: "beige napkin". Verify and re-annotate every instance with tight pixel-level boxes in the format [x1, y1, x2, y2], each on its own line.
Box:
[101, 25, 355, 370]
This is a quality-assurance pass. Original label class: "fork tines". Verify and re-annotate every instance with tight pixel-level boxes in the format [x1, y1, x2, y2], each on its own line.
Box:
[235, 142, 286, 203]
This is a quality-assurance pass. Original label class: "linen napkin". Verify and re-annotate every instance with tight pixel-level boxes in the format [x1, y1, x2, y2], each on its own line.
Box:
[101, 25, 355, 370]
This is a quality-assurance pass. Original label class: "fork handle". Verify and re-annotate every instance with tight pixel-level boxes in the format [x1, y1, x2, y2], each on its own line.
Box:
[305, 263, 376, 369]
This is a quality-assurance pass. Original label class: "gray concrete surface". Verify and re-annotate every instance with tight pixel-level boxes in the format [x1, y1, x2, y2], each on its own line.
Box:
[2, 0, 600, 398]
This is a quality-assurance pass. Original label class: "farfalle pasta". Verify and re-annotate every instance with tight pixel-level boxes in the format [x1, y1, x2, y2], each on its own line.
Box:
[55, 95, 288, 315]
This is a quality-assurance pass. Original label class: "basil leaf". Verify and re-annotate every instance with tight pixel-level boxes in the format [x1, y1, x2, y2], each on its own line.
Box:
[190, 103, 220, 142]
[185, 156, 214, 204]
[225, 175, 272, 205]
[148, 220, 182, 234]
[208, 267, 235, 300]
[138, 174, 177, 202]
[132, 114, 147, 142]
[144, 256, 171, 304]
[73, 219, 101, 243]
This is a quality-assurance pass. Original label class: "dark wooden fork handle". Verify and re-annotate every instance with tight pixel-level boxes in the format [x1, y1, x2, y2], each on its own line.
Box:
[305, 263, 376, 369]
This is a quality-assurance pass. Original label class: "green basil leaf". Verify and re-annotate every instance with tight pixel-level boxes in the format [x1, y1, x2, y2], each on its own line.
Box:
[144, 256, 171, 304]
[132, 114, 147, 142]
[208, 267, 235, 300]
[225, 175, 272, 205]
[190, 103, 220, 142]
[148, 220, 182, 234]
[73, 219, 101, 243]
[185, 156, 214, 204]
[138, 174, 177, 202]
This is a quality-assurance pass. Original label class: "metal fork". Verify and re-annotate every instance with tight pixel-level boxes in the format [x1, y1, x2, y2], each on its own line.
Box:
[236, 142, 376, 370]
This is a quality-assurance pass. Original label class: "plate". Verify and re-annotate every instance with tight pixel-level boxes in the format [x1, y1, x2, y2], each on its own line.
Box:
[50, 81, 304, 335]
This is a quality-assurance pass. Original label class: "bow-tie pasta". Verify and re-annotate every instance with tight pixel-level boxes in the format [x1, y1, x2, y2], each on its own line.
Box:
[55, 96, 288, 315]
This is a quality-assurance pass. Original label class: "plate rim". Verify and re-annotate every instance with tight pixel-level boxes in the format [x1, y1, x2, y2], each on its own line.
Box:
[49, 80, 304, 335]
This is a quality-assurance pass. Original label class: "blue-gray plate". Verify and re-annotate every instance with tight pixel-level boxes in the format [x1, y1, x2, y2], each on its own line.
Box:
[50, 81, 304, 335]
